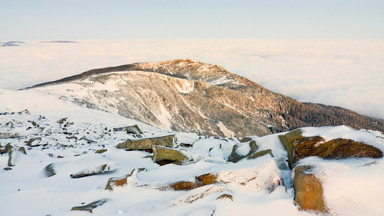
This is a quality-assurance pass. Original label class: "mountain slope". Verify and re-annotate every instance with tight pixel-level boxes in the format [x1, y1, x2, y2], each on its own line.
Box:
[29, 59, 384, 137]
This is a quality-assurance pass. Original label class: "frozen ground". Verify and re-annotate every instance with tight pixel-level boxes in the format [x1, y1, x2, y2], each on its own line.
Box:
[1, 88, 384, 215]
[0, 39, 383, 119]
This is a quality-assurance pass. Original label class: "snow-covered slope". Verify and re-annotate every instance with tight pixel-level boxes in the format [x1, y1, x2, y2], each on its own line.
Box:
[27, 59, 384, 137]
[1, 88, 384, 216]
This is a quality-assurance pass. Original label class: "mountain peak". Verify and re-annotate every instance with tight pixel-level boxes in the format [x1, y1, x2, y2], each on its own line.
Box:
[29, 59, 384, 137]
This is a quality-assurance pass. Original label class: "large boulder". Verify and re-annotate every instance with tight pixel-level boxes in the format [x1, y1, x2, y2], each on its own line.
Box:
[293, 166, 326, 212]
[279, 130, 383, 168]
[152, 145, 190, 165]
[116, 134, 175, 151]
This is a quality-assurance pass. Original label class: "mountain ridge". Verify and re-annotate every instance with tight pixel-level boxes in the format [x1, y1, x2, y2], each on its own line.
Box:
[27, 59, 384, 137]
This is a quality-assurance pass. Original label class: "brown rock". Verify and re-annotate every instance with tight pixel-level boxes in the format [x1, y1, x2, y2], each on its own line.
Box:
[293, 166, 326, 212]
[105, 169, 136, 191]
[216, 194, 233, 201]
[169, 181, 203, 191]
[95, 149, 107, 154]
[279, 130, 383, 168]
[196, 173, 218, 185]
[17, 147, 27, 155]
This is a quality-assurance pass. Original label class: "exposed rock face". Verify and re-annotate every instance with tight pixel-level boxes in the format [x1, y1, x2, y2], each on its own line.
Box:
[116, 135, 175, 151]
[293, 166, 326, 212]
[29, 59, 384, 137]
[279, 130, 383, 168]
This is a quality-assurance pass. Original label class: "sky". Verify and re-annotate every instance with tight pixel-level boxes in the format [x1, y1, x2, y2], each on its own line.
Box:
[1, 0, 384, 40]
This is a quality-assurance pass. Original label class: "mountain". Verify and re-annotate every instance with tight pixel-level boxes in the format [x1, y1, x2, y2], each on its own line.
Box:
[29, 59, 384, 137]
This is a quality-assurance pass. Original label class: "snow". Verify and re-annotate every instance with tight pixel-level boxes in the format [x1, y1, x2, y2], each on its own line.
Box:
[1, 87, 384, 215]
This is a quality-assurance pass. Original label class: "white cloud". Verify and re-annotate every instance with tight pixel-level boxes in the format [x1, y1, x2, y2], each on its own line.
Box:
[0, 39, 383, 119]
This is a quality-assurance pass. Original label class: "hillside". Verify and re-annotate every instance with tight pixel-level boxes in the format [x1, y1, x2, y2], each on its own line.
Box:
[29, 59, 384, 137]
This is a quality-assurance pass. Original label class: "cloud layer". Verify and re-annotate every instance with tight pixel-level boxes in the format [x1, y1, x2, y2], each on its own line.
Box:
[0, 39, 383, 119]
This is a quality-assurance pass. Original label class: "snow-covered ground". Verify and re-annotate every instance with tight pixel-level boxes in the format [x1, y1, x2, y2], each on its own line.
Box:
[0, 39, 383, 119]
[1, 88, 384, 215]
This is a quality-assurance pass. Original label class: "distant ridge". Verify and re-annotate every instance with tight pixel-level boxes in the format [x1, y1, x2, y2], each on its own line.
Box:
[28, 59, 384, 136]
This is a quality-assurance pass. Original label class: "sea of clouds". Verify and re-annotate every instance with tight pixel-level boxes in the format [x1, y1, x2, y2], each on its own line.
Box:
[0, 39, 383, 119]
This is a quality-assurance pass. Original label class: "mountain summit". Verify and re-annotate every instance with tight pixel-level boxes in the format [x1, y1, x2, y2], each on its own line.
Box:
[30, 59, 384, 137]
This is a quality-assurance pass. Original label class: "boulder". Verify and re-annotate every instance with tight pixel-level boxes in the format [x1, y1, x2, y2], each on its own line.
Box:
[293, 166, 326, 212]
[247, 149, 274, 160]
[95, 149, 107, 154]
[7, 144, 16, 167]
[71, 199, 109, 213]
[105, 169, 142, 190]
[227, 140, 259, 163]
[116, 134, 175, 151]
[279, 130, 383, 168]
[45, 163, 56, 177]
[152, 145, 190, 165]
[70, 163, 118, 178]
[26, 137, 42, 147]
[114, 125, 143, 135]
[216, 194, 233, 201]
[169, 181, 203, 191]
[17, 147, 27, 155]
[278, 129, 302, 168]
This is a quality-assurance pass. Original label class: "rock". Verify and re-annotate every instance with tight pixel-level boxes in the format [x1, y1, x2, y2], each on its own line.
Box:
[71, 199, 109, 213]
[7, 144, 16, 167]
[116, 134, 175, 151]
[169, 181, 203, 191]
[196, 173, 218, 185]
[247, 149, 274, 160]
[0, 133, 19, 139]
[95, 149, 107, 154]
[240, 137, 252, 143]
[26, 137, 42, 147]
[152, 145, 190, 165]
[216, 194, 233, 201]
[105, 169, 140, 191]
[4, 167, 12, 171]
[172, 185, 228, 205]
[70, 163, 118, 178]
[293, 166, 326, 212]
[57, 155, 64, 158]
[279, 130, 383, 168]
[228, 140, 259, 163]
[45, 163, 56, 177]
[18, 147, 27, 155]
[278, 129, 302, 168]
[113, 125, 143, 135]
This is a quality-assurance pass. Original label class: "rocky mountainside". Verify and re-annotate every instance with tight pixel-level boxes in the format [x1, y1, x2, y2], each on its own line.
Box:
[30, 59, 384, 137]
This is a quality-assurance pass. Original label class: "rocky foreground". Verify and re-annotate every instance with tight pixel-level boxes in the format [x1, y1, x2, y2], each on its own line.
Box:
[1, 103, 383, 215]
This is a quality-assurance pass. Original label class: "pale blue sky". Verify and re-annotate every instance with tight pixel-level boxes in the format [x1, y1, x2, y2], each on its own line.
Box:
[1, 0, 383, 40]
